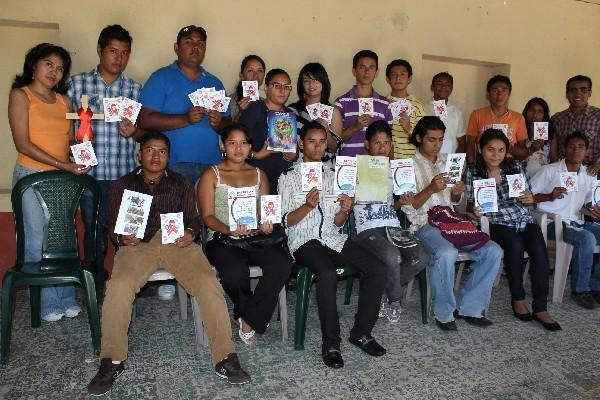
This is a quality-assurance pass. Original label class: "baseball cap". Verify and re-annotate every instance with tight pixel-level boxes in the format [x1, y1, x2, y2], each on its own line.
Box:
[176, 25, 207, 42]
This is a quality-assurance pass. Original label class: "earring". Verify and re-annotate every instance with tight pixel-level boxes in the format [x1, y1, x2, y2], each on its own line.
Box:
[221, 150, 226, 159]
[247, 151, 254, 161]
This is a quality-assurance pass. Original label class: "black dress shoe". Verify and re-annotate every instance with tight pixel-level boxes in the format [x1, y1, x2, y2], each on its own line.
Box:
[454, 310, 493, 327]
[511, 302, 533, 322]
[348, 335, 386, 357]
[435, 318, 457, 331]
[532, 314, 562, 332]
[321, 345, 344, 368]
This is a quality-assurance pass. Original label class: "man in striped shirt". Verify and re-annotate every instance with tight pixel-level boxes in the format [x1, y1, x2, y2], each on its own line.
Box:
[331, 50, 393, 157]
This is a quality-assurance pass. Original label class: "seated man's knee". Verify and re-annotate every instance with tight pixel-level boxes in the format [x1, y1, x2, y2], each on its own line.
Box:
[434, 245, 459, 264]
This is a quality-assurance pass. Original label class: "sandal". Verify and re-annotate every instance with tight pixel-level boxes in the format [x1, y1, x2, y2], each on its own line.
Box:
[238, 318, 256, 345]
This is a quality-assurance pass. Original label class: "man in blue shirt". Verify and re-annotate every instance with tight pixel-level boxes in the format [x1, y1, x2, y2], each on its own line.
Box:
[138, 25, 230, 184]
[68, 24, 144, 299]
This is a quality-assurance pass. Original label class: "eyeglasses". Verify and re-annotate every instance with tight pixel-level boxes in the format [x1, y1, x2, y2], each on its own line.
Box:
[269, 82, 293, 91]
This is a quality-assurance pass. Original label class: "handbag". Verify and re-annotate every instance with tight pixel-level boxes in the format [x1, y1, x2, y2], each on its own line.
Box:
[427, 205, 490, 252]
[213, 226, 287, 252]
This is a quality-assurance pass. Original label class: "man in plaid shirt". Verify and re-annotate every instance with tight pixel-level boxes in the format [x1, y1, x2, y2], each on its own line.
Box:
[552, 75, 600, 168]
[68, 25, 144, 296]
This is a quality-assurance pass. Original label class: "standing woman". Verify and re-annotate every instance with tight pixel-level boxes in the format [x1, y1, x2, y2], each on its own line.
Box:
[230, 55, 266, 122]
[288, 62, 341, 162]
[9, 43, 90, 322]
[239, 68, 296, 192]
[522, 97, 556, 178]
[198, 123, 292, 345]
[465, 128, 561, 331]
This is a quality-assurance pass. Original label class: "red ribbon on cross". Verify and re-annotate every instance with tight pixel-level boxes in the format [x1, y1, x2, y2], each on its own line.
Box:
[76, 106, 94, 142]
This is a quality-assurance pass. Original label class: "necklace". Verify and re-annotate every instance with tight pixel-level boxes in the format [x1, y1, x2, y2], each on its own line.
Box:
[143, 173, 163, 185]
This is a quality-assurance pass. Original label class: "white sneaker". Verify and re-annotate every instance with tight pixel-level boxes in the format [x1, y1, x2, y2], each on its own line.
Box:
[378, 300, 386, 318]
[42, 311, 64, 322]
[157, 284, 176, 301]
[64, 305, 82, 318]
[384, 304, 402, 323]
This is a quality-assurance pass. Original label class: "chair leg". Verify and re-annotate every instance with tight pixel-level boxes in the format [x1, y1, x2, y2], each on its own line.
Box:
[418, 269, 428, 324]
[454, 262, 465, 291]
[191, 296, 208, 349]
[404, 278, 414, 302]
[294, 267, 314, 351]
[278, 287, 288, 341]
[1, 274, 16, 364]
[344, 276, 354, 305]
[553, 245, 573, 303]
[29, 286, 41, 328]
[82, 271, 101, 356]
[177, 284, 188, 320]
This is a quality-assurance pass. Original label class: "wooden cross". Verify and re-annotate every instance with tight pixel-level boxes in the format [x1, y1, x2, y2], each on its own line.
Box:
[66, 95, 104, 142]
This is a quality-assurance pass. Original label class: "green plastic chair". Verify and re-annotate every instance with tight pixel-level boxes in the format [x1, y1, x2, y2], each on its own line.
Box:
[1, 171, 101, 364]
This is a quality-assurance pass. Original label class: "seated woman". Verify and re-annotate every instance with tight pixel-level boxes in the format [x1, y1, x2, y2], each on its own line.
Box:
[239, 68, 297, 193]
[198, 123, 292, 345]
[9, 43, 90, 322]
[288, 63, 340, 165]
[465, 128, 561, 331]
[401, 117, 502, 331]
[522, 97, 556, 178]
[230, 55, 266, 122]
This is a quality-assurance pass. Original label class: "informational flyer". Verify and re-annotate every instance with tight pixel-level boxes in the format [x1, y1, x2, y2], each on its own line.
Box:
[474, 178, 498, 213]
[242, 80, 260, 101]
[443, 153, 466, 187]
[334, 156, 357, 196]
[593, 180, 600, 206]
[506, 173, 526, 198]
[319, 104, 334, 125]
[492, 124, 509, 138]
[260, 195, 281, 224]
[227, 186, 258, 230]
[114, 190, 153, 239]
[301, 162, 323, 191]
[391, 158, 416, 195]
[70, 141, 98, 167]
[355, 155, 388, 203]
[560, 172, 578, 193]
[306, 103, 321, 120]
[119, 97, 142, 124]
[432, 100, 448, 119]
[267, 111, 298, 153]
[533, 121, 549, 141]
[160, 212, 184, 244]
[358, 97, 374, 116]
[103, 97, 122, 122]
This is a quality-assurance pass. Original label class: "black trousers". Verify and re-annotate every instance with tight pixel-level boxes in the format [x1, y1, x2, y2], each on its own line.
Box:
[489, 223, 549, 313]
[206, 239, 292, 333]
[293, 239, 386, 347]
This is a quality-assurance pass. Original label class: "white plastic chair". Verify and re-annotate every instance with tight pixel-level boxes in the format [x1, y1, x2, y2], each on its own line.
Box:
[131, 269, 189, 322]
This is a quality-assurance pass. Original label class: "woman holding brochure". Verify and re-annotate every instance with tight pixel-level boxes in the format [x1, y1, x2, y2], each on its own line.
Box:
[239, 68, 296, 193]
[230, 55, 266, 122]
[9, 43, 90, 322]
[522, 97, 556, 178]
[465, 128, 561, 331]
[198, 123, 292, 345]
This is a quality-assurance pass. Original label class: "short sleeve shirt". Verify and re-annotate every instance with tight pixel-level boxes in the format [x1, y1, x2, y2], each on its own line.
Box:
[466, 107, 527, 147]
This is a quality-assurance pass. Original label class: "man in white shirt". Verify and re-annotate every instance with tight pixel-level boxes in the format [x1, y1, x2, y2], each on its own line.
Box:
[425, 72, 466, 154]
[531, 131, 600, 309]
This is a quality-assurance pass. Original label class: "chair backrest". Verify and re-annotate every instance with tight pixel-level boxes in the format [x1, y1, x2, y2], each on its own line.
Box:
[11, 171, 101, 263]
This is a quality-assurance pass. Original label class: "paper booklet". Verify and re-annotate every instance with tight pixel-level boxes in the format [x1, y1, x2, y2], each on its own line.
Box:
[386, 227, 418, 249]
[432, 100, 448, 119]
[492, 124, 509, 139]
[560, 172, 578, 193]
[103, 97, 122, 122]
[355, 155, 389, 203]
[306, 103, 321, 120]
[187, 87, 231, 112]
[593, 180, 600, 206]
[334, 156, 357, 196]
[506, 173, 526, 198]
[267, 111, 298, 153]
[120, 97, 142, 124]
[301, 162, 323, 191]
[260, 195, 282, 224]
[474, 178, 498, 213]
[358, 98, 374, 116]
[114, 190, 153, 239]
[533, 122, 549, 141]
[160, 212, 184, 244]
[227, 186, 258, 230]
[71, 141, 98, 167]
[391, 158, 417, 195]
[443, 153, 466, 187]
[242, 80, 260, 101]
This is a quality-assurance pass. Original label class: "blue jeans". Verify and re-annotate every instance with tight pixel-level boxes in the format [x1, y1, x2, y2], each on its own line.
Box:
[416, 224, 502, 323]
[80, 180, 110, 289]
[550, 221, 600, 293]
[12, 163, 77, 317]
[169, 162, 213, 185]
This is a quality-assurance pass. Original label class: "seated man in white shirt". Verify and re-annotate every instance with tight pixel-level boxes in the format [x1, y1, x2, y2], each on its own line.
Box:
[530, 131, 600, 309]
[401, 116, 502, 331]
[425, 72, 466, 154]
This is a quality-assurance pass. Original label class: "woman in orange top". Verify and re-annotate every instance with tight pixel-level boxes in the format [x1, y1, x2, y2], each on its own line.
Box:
[9, 43, 89, 322]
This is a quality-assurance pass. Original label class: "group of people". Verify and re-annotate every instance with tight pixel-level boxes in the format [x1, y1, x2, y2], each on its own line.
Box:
[8, 22, 600, 396]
